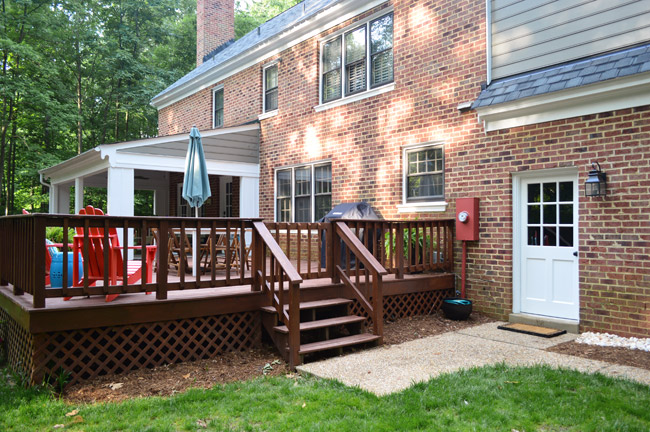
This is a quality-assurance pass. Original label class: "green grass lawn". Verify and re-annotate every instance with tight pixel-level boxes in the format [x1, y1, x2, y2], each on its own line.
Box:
[1, 364, 649, 431]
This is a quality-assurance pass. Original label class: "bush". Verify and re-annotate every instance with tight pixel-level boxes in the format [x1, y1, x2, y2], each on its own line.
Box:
[45, 227, 75, 244]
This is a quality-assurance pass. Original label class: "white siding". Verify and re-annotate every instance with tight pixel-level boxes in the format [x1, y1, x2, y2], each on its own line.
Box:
[491, 0, 650, 79]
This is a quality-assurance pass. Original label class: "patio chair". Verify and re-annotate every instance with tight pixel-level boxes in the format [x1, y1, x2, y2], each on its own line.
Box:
[69, 205, 156, 302]
[168, 229, 192, 274]
[200, 228, 241, 272]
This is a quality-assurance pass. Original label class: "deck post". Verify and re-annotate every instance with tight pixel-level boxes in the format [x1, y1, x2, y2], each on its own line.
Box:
[288, 280, 301, 368]
[372, 274, 383, 344]
[33, 216, 46, 308]
[157, 220, 169, 300]
[396, 227, 404, 279]
[330, 222, 339, 284]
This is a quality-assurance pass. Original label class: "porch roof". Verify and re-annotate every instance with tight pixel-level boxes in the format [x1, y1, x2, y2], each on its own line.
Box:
[39, 124, 261, 185]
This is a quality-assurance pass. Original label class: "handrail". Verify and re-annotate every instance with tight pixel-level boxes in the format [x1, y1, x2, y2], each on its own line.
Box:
[252, 222, 302, 284]
[334, 221, 387, 343]
[252, 221, 302, 367]
[334, 222, 388, 276]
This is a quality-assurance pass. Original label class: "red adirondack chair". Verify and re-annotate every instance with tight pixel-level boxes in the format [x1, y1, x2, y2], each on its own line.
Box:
[70, 205, 156, 302]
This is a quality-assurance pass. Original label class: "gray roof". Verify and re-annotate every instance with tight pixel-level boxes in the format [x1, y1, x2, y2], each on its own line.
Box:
[153, 0, 340, 101]
[473, 43, 650, 109]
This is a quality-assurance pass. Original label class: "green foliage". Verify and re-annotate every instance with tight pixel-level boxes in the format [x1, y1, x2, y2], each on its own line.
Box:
[45, 226, 75, 244]
[385, 227, 435, 260]
[0, 365, 649, 431]
[235, 0, 302, 38]
[0, 0, 198, 215]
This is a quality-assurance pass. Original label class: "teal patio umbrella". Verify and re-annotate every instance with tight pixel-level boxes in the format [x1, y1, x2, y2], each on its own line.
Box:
[182, 126, 211, 216]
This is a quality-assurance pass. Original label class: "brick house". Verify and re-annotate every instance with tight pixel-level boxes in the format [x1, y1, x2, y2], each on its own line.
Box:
[42, 0, 650, 337]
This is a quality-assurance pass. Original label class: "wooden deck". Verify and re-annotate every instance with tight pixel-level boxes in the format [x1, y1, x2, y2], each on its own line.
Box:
[0, 272, 454, 333]
[0, 215, 456, 385]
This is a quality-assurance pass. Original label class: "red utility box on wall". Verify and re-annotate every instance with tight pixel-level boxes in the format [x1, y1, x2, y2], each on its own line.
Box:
[456, 198, 480, 241]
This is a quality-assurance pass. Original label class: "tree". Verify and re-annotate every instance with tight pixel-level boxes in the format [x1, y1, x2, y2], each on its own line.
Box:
[234, 0, 301, 39]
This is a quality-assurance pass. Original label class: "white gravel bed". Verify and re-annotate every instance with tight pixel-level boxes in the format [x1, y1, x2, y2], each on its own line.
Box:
[576, 332, 650, 352]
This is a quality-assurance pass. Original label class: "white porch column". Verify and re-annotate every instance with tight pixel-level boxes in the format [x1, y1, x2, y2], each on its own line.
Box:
[107, 167, 135, 257]
[74, 177, 84, 214]
[239, 176, 259, 218]
[107, 167, 134, 216]
[49, 184, 59, 214]
[50, 184, 70, 214]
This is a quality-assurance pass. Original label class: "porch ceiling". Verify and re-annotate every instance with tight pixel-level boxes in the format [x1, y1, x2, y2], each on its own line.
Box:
[39, 124, 260, 185]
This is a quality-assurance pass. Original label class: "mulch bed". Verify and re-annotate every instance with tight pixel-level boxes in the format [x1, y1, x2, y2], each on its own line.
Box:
[62, 311, 648, 404]
[547, 341, 650, 371]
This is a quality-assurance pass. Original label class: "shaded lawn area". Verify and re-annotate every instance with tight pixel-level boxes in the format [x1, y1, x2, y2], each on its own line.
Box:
[2, 364, 649, 432]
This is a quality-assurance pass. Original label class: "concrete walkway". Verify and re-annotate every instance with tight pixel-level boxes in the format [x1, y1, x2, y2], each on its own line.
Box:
[296, 322, 650, 395]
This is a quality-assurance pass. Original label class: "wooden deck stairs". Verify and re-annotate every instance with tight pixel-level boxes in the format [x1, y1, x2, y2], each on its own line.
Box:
[261, 297, 380, 364]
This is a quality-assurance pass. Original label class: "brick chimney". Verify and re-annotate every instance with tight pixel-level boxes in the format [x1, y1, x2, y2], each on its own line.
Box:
[196, 0, 235, 66]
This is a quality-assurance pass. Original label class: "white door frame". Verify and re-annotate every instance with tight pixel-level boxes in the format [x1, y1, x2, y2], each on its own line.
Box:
[512, 167, 579, 319]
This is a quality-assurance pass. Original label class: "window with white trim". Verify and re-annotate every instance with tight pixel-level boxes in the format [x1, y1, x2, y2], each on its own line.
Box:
[405, 144, 444, 202]
[213, 87, 224, 128]
[275, 162, 332, 222]
[263, 64, 278, 113]
[321, 12, 393, 104]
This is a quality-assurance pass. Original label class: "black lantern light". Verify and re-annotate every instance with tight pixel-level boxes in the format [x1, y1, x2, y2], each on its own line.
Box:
[585, 162, 606, 197]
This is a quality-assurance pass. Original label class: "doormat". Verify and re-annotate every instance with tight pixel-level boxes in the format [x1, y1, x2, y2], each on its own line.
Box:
[497, 323, 567, 338]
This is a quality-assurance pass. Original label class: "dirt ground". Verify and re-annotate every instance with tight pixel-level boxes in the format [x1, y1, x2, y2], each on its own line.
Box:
[547, 341, 650, 371]
[63, 311, 648, 403]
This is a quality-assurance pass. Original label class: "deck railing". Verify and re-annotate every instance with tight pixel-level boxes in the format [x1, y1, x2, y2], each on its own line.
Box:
[335, 219, 455, 278]
[0, 214, 271, 307]
[264, 222, 331, 279]
[0, 214, 454, 309]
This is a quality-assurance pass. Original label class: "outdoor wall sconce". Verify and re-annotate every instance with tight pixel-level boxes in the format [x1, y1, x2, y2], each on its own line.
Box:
[585, 162, 607, 197]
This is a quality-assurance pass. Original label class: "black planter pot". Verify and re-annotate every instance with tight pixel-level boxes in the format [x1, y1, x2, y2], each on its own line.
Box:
[441, 297, 472, 320]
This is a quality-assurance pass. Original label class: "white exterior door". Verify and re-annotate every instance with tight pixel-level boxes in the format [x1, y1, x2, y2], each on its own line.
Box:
[516, 172, 579, 320]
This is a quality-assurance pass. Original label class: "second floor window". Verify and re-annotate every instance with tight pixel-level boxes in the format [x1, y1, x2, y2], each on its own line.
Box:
[321, 12, 393, 103]
[264, 64, 278, 112]
[213, 87, 224, 128]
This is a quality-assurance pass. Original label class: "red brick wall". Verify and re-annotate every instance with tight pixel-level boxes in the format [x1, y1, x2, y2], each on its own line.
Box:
[158, 66, 261, 136]
[197, 0, 234, 66]
[157, 0, 650, 336]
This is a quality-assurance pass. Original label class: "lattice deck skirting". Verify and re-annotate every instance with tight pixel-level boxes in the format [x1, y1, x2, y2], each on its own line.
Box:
[350, 288, 454, 329]
[1, 309, 261, 386]
[0, 308, 35, 382]
[1, 288, 451, 386]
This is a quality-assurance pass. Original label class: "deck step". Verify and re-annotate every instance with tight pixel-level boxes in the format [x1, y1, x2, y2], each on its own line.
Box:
[261, 298, 352, 314]
[273, 315, 366, 334]
[298, 333, 380, 355]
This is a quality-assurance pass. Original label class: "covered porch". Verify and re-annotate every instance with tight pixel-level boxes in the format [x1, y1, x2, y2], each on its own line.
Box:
[38, 124, 261, 219]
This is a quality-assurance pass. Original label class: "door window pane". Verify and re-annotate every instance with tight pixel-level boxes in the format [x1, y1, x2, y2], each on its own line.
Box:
[543, 183, 556, 202]
[527, 205, 540, 224]
[543, 204, 556, 224]
[528, 184, 540, 203]
[528, 227, 540, 246]
[559, 227, 573, 247]
[543, 227, 557, 246]
[559, 181, 573, 202]
[559, 204, 573, 224]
